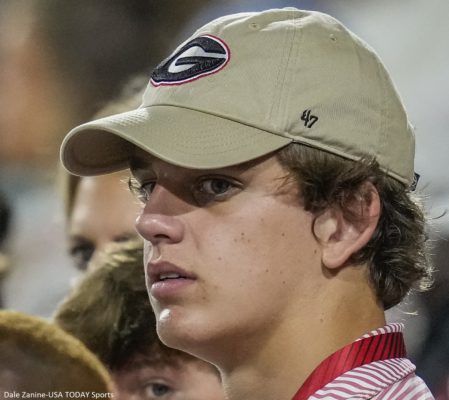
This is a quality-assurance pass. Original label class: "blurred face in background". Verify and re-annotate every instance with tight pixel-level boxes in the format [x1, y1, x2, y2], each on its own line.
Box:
[113, 356, 224, 400]
[68, 170, 141, 271]
[0, 2, 78, 168]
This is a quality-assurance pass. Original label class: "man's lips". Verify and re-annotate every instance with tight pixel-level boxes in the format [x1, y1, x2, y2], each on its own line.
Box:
[148, 261, 196, 286]
[147, 261, 197, 299]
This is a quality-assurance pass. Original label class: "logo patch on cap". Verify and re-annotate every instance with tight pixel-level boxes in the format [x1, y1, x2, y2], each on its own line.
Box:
[151, 35, 230, 86]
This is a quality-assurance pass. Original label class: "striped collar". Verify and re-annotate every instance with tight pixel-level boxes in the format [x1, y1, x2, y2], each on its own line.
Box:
[292, 324, 414, 400]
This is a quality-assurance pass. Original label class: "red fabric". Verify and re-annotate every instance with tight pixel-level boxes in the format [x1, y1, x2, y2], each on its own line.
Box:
[292, 332, 406, 400]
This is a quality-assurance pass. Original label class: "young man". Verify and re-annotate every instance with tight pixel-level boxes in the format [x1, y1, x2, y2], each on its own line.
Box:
[61, 8, 434, 400]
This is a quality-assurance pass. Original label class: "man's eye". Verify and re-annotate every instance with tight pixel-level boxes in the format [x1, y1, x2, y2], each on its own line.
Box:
[193, 177, 240, 205]
[144, 382, 173, 398]
[69, 242, 95, 271]
[128, 177, 156, 204]
[200, 178, 232, 194]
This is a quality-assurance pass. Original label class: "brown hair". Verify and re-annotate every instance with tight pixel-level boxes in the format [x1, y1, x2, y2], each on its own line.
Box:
[277, 143, 433, 310]
[54, 239, 213, 372]
[0, 310, 112, 394]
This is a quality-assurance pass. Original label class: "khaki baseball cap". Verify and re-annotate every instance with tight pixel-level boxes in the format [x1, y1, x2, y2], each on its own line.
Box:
[61, 8, 415, 186]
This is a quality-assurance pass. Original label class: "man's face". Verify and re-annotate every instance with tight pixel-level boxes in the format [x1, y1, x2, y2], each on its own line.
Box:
[131, 151, 322, 360]
[69, 170, 141, 271]
[112, 354, 223, 400]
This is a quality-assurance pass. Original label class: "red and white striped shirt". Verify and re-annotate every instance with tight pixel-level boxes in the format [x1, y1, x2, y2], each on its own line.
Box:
[292, 324, 434, 400]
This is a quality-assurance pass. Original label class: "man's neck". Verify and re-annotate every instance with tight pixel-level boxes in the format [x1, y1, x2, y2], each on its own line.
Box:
[219, 269, 386, 400]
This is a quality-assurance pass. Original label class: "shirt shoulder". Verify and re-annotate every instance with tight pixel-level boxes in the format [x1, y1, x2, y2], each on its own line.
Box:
[309, 358, 433, 400]
[372, 373, 435, 400]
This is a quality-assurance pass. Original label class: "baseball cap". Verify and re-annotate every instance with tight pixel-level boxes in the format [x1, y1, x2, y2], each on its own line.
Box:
[61, 8, 415, 186]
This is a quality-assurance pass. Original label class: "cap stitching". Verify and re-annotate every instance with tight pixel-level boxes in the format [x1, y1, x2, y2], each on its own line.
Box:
[268, 10, 296, 130]
[375, 52, 389, 173]
[278, 10, 301, 133]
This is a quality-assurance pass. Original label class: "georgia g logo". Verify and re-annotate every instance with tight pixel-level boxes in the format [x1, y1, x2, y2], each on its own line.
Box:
[150, 35, 230, 86]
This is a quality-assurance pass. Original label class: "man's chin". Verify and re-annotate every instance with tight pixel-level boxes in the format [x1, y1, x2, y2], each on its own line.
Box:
[155, 308, 218, 359]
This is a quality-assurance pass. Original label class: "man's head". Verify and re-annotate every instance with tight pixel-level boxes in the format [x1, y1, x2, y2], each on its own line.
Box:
[61, 8, 415, 185]
[66, 170, 141, 271]
[60, 8, 432, 365]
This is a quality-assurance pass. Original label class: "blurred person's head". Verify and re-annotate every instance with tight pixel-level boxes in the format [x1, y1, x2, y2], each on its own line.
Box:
[0, 0, 73, 168]
[63, 77, 146, 272]
[0, 0, 208, 169]
[0, 310, 113, 395]
[67, 170, 141, 271]
[54, 240, 224, 400]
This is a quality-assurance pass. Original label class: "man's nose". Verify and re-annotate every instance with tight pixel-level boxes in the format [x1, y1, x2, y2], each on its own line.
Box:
[135, 186, 185, 245]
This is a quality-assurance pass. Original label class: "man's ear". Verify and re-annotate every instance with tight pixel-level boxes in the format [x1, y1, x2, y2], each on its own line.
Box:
[313, 182, 381, 269]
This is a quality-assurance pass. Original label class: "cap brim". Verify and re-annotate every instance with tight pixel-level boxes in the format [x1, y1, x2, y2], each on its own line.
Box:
[61, 105, 291, 176]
